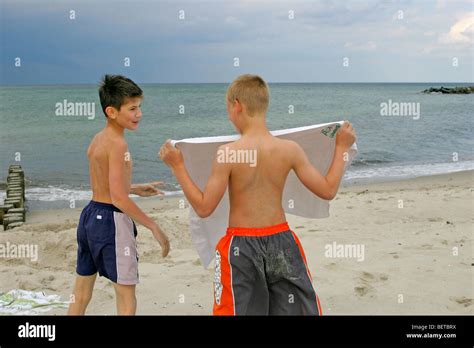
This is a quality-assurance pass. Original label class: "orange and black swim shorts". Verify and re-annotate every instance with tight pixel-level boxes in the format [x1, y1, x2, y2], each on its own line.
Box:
[213, 222, 322, 315]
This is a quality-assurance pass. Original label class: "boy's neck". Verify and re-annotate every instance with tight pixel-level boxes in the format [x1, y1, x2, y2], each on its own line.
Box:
[240, 114, 270, 137]
[104, 118, 125, 137]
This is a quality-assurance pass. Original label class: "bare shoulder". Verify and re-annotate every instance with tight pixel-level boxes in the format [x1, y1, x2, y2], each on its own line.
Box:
[215, 139, 244, 158]
[215, 142, 236, 166]
[111, 136, 127, 148]
[108, 135, 128, 153]
[277, 138, 302, 154]
[219, 138, 241, 150]
[87, 133, 101, 157]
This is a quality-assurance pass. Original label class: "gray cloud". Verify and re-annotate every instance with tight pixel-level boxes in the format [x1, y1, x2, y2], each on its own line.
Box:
[1, 0, 473, 83]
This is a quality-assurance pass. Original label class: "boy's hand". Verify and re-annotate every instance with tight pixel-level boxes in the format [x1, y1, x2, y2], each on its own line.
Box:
[159, 140, 184, 169]
[151, 224, 170, 257]
[131, 182, 165, 197]
[336, 121, 356, 150]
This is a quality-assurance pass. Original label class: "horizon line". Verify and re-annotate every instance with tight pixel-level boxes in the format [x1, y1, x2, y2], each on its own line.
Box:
[1, 81, 473, 87]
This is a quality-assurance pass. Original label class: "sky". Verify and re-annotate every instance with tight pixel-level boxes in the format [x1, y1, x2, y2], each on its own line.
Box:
[1, 0, 473, 84]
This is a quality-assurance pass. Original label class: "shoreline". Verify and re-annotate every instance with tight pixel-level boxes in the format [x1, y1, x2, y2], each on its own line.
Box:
[3, 168, 473, 212]
[9, 169, 473, 229]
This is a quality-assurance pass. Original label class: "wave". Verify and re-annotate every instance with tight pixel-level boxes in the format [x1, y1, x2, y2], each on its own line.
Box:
[344, 160, 474, 182]
[351, 158, 395, 166]
[1, 161, 472, 204]
[0, 185, 183, 202]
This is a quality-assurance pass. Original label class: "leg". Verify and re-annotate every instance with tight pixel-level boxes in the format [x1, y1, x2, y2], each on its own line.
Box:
[268, 278, 320, 315]
[266, 231, 321, 315]
[216, 235, 269, 315]
[213, 234, 236, 315]
[113, 283, 137, 315]
[67, 273, 97, 315]
[231, 239, 269, 315]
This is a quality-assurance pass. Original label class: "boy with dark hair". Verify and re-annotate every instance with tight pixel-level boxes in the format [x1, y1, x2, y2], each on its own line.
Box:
[68, 75, 170, 315]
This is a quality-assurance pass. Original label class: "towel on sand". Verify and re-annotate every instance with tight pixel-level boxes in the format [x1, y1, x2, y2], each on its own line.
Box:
[171, 121, 358, 268]
[0, 289, 69, 315]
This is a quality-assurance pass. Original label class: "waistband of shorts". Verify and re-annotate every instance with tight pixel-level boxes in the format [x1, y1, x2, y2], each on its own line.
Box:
[88, 200, 123, 213]
[226, 222, 290, 237]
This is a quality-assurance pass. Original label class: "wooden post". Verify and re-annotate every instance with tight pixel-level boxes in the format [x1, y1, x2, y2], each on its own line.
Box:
[8, 208, 26, 220]
[7, 192, 23, 200]
[4, 198, 22, 208]
[2, 165, 26, 230]
[3, 214, 24, 230]
[6, 222, 24, 229]
[0, 204, 14, 224]
[7, 185, 25, 200]
[8, 164, 22, 172]
[7, 176, 23, 182]
[9, 170, 24, 179]
[7, 185, 23, 193]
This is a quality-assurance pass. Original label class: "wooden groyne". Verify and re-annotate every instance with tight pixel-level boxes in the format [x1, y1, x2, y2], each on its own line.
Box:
[1, 164, 26, 230]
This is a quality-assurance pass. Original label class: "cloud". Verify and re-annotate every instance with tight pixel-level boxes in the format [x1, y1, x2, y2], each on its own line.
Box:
[344, 41, 377, 51]
[389, 26, 409, 38]
[224, 16, 245, 27]
[439, 12, 474, 44]
[436, 0, 449, 10]
[1, 0, 473, 83]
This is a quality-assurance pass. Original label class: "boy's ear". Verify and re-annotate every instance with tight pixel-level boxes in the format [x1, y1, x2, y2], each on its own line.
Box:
[234, 99, 243, 113]
[105, 106, 117, 119]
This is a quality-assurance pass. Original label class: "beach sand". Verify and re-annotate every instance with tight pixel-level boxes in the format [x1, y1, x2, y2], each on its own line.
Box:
[0, 170, 472, 315]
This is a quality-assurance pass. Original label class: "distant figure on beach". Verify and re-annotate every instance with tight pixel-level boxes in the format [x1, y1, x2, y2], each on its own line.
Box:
[68, 75, 170, 315]
[160, 74, 356, 315]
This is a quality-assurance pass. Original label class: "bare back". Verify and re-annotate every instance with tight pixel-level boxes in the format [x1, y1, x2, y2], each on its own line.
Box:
[88, 131, 132, 204]
[227, 134, 293, 227]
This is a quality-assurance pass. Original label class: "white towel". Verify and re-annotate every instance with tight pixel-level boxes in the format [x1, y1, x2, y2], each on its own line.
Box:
[0, 289, 69, 315]
[172, 121, 358, 268]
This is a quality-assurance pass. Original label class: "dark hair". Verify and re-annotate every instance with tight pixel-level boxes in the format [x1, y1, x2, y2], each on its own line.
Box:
[98, 75, 143, 117]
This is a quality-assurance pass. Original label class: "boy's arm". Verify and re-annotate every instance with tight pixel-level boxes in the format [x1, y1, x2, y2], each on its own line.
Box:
[160, 141, 230, 218]
[109, 142, 170, 256]
[292, 121, 356, 200]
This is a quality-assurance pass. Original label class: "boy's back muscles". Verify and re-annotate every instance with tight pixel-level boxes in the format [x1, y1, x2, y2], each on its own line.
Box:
[87, 132, 132, 204]
[227, 135, 295, 228]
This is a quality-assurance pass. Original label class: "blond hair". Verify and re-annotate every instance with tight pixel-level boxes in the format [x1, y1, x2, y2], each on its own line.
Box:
[226, 74, 270, 116]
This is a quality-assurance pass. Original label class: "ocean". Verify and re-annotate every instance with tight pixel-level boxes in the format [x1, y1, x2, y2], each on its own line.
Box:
[1, 83, 473, 209]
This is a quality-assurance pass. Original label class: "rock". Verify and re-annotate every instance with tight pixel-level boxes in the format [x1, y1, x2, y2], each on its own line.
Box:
[423, 86, 474, 94]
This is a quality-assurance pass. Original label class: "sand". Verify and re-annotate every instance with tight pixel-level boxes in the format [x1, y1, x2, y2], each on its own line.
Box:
[0, 170, 472, 315]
